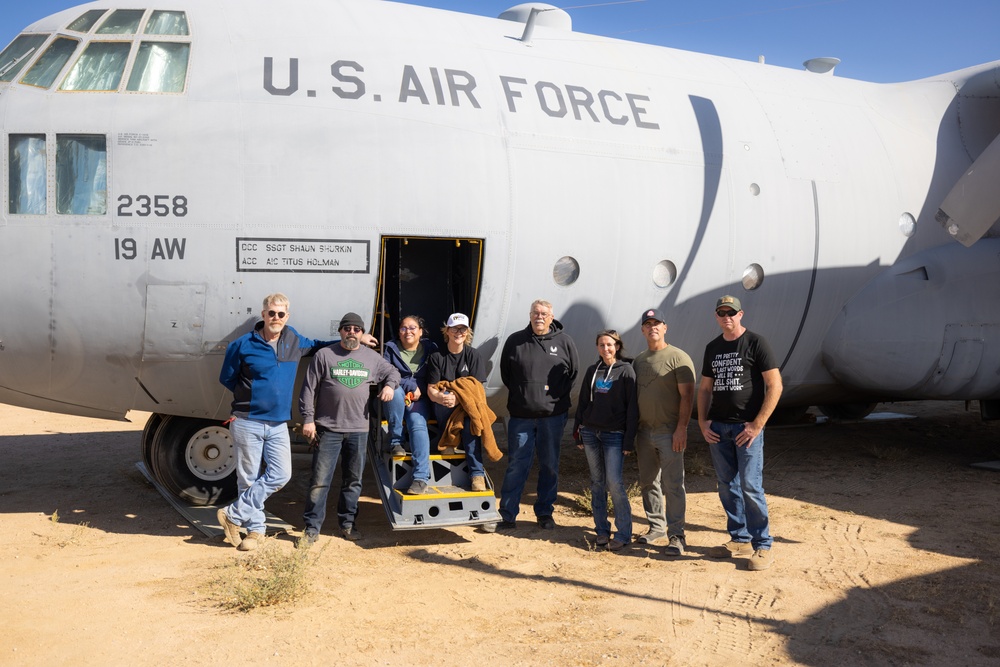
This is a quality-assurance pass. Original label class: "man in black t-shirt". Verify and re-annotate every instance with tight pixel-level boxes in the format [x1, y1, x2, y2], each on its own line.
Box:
[697, 296, 783, 571]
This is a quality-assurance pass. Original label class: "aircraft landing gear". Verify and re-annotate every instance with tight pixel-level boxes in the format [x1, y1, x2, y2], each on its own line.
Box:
[141, 414, 237, 505]
[768, 405, 812, 425]
[818, 402, 878, 421]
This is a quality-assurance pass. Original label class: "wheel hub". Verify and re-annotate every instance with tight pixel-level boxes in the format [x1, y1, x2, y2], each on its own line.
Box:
[184, 426, 235, 481]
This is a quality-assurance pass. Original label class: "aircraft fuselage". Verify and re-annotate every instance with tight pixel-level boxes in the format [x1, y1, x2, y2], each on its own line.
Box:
[2, 0, 1000, 427]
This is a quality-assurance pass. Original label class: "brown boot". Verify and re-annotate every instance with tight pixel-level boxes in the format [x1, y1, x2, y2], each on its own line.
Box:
[471, 475, 487, 492]
[217, 508, 243, 548]
[238, 531, 264, 552]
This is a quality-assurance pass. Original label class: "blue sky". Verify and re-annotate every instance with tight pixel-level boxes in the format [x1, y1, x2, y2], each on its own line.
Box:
[3, 0, 998, 83]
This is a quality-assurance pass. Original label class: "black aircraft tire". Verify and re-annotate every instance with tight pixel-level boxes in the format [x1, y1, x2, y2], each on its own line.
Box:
[150, 415, 238, 506]
[141, 413, 165, 479]
[818, 402, 878, 421]
[768, 405, 812, 425]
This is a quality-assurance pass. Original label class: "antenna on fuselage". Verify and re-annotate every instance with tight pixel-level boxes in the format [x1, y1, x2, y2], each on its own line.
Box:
[499, 3, 573, 45]
[520, 7, 546, 44]
[803, 57, 840, 75]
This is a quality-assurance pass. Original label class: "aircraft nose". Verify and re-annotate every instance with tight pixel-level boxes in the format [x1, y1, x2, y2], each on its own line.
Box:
[821, 240, 1000, 399]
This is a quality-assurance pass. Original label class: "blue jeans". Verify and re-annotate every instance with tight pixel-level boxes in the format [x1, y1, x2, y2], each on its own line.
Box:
[302, 430, 367, 535]
[225, 417, 292, 534]
[580, 427, 632, 543]
[708, 422, 772, 550]
[635, 428, 686, 537]
[433, 403, 485, 478]
[386, 388, 432, 482]
[499, 413, 568, 522]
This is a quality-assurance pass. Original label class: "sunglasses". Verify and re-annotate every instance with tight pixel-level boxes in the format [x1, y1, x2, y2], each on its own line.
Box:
[341, 326, 363, 333]
[267, 310, 287, 319]
[716, 310, 739, 318]
[400, 325, 419, 332]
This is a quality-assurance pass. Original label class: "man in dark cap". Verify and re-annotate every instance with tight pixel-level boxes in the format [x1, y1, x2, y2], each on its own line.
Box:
[299, 312, 399, 543]
[697, 296, 782, 571]
[218, 294, 374, 552]
[633, 307, 696, 556]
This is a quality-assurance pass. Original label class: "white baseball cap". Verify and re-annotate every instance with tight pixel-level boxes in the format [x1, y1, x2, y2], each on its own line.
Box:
[446, 313, 470, 328]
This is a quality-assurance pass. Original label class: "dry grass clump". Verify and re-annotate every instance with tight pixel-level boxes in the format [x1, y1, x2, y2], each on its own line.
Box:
[573, 481, 641, 515]
[209, 538, 320, 612]
[685, 449, 713, 476]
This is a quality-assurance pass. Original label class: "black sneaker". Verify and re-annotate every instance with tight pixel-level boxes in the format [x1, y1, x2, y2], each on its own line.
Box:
[341, 525, 361, 541]
[536, 515, 556, 530]
[297, 532, 319, 549]
[390, 443, 406, 456]
[495, 520, 517, 531]
[665, 535, 686, 556]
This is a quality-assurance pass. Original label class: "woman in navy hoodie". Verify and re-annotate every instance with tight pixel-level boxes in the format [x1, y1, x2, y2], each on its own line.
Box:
[383, 315, 439, 494]
[574, 329, 638, 551]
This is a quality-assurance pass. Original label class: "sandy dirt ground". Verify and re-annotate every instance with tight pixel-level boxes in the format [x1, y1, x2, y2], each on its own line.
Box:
[3, 400, 1000, 666]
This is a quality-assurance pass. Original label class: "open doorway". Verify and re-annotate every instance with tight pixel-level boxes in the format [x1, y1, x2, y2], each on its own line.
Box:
[373, 236, 484, 349]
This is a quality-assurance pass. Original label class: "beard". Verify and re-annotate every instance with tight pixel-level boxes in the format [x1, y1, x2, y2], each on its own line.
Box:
[342, 336, 360, 350]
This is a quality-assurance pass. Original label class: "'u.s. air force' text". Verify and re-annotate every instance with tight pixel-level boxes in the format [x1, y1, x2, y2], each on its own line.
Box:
[263, 59, 659, 130]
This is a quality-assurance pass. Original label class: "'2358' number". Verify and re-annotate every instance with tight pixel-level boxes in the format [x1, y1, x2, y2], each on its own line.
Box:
[117, 195, 188, 217]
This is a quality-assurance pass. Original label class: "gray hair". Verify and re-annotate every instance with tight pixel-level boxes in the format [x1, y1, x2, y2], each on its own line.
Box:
[262, 293, 289, 310]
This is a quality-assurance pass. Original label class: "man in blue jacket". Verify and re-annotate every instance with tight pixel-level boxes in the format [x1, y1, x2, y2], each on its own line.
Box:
[217, 293, 370, 551]
[497, 299, 579, 530]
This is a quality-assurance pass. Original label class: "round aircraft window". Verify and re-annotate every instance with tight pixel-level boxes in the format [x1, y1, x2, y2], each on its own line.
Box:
[553, 256, 580, 286]
[749, 183, 760, 196]
[742, 263, 764, 290]
[898, 212, 916, 237]
[652, 260, 677, 288]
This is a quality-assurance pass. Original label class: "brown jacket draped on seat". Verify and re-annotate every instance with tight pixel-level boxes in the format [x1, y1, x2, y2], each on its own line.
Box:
[433, 376, 503, 462]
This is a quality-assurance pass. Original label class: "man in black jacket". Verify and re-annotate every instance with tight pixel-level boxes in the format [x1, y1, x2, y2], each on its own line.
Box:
[497, 300, 579, 530]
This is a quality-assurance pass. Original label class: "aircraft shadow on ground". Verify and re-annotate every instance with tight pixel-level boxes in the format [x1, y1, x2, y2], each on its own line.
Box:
[1, 429, 189, 538]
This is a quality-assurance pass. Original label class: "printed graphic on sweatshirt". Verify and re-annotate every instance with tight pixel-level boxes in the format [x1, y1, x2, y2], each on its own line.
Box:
[710, 352, 744, 392]
[330, 358, 371, 388]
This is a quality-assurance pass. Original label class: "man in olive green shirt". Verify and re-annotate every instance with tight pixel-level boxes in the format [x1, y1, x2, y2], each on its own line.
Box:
[633, 308, 696, 556]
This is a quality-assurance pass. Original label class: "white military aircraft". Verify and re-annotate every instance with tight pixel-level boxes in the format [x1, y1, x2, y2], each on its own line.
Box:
[1, 0, 999, 506]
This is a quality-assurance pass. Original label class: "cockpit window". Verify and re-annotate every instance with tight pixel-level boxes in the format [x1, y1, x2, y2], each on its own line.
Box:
[127, 42, 189, 93]
[96, 9, 145, 35]
[60, 42, 131, 91]
[20, 37, 79, 89]
[145, 11, 189, 36]
[56, 135, 107, 215]
[0, 34, 49, 82]
[8, 135, 47, 215]
[67, 9, 108, 33]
